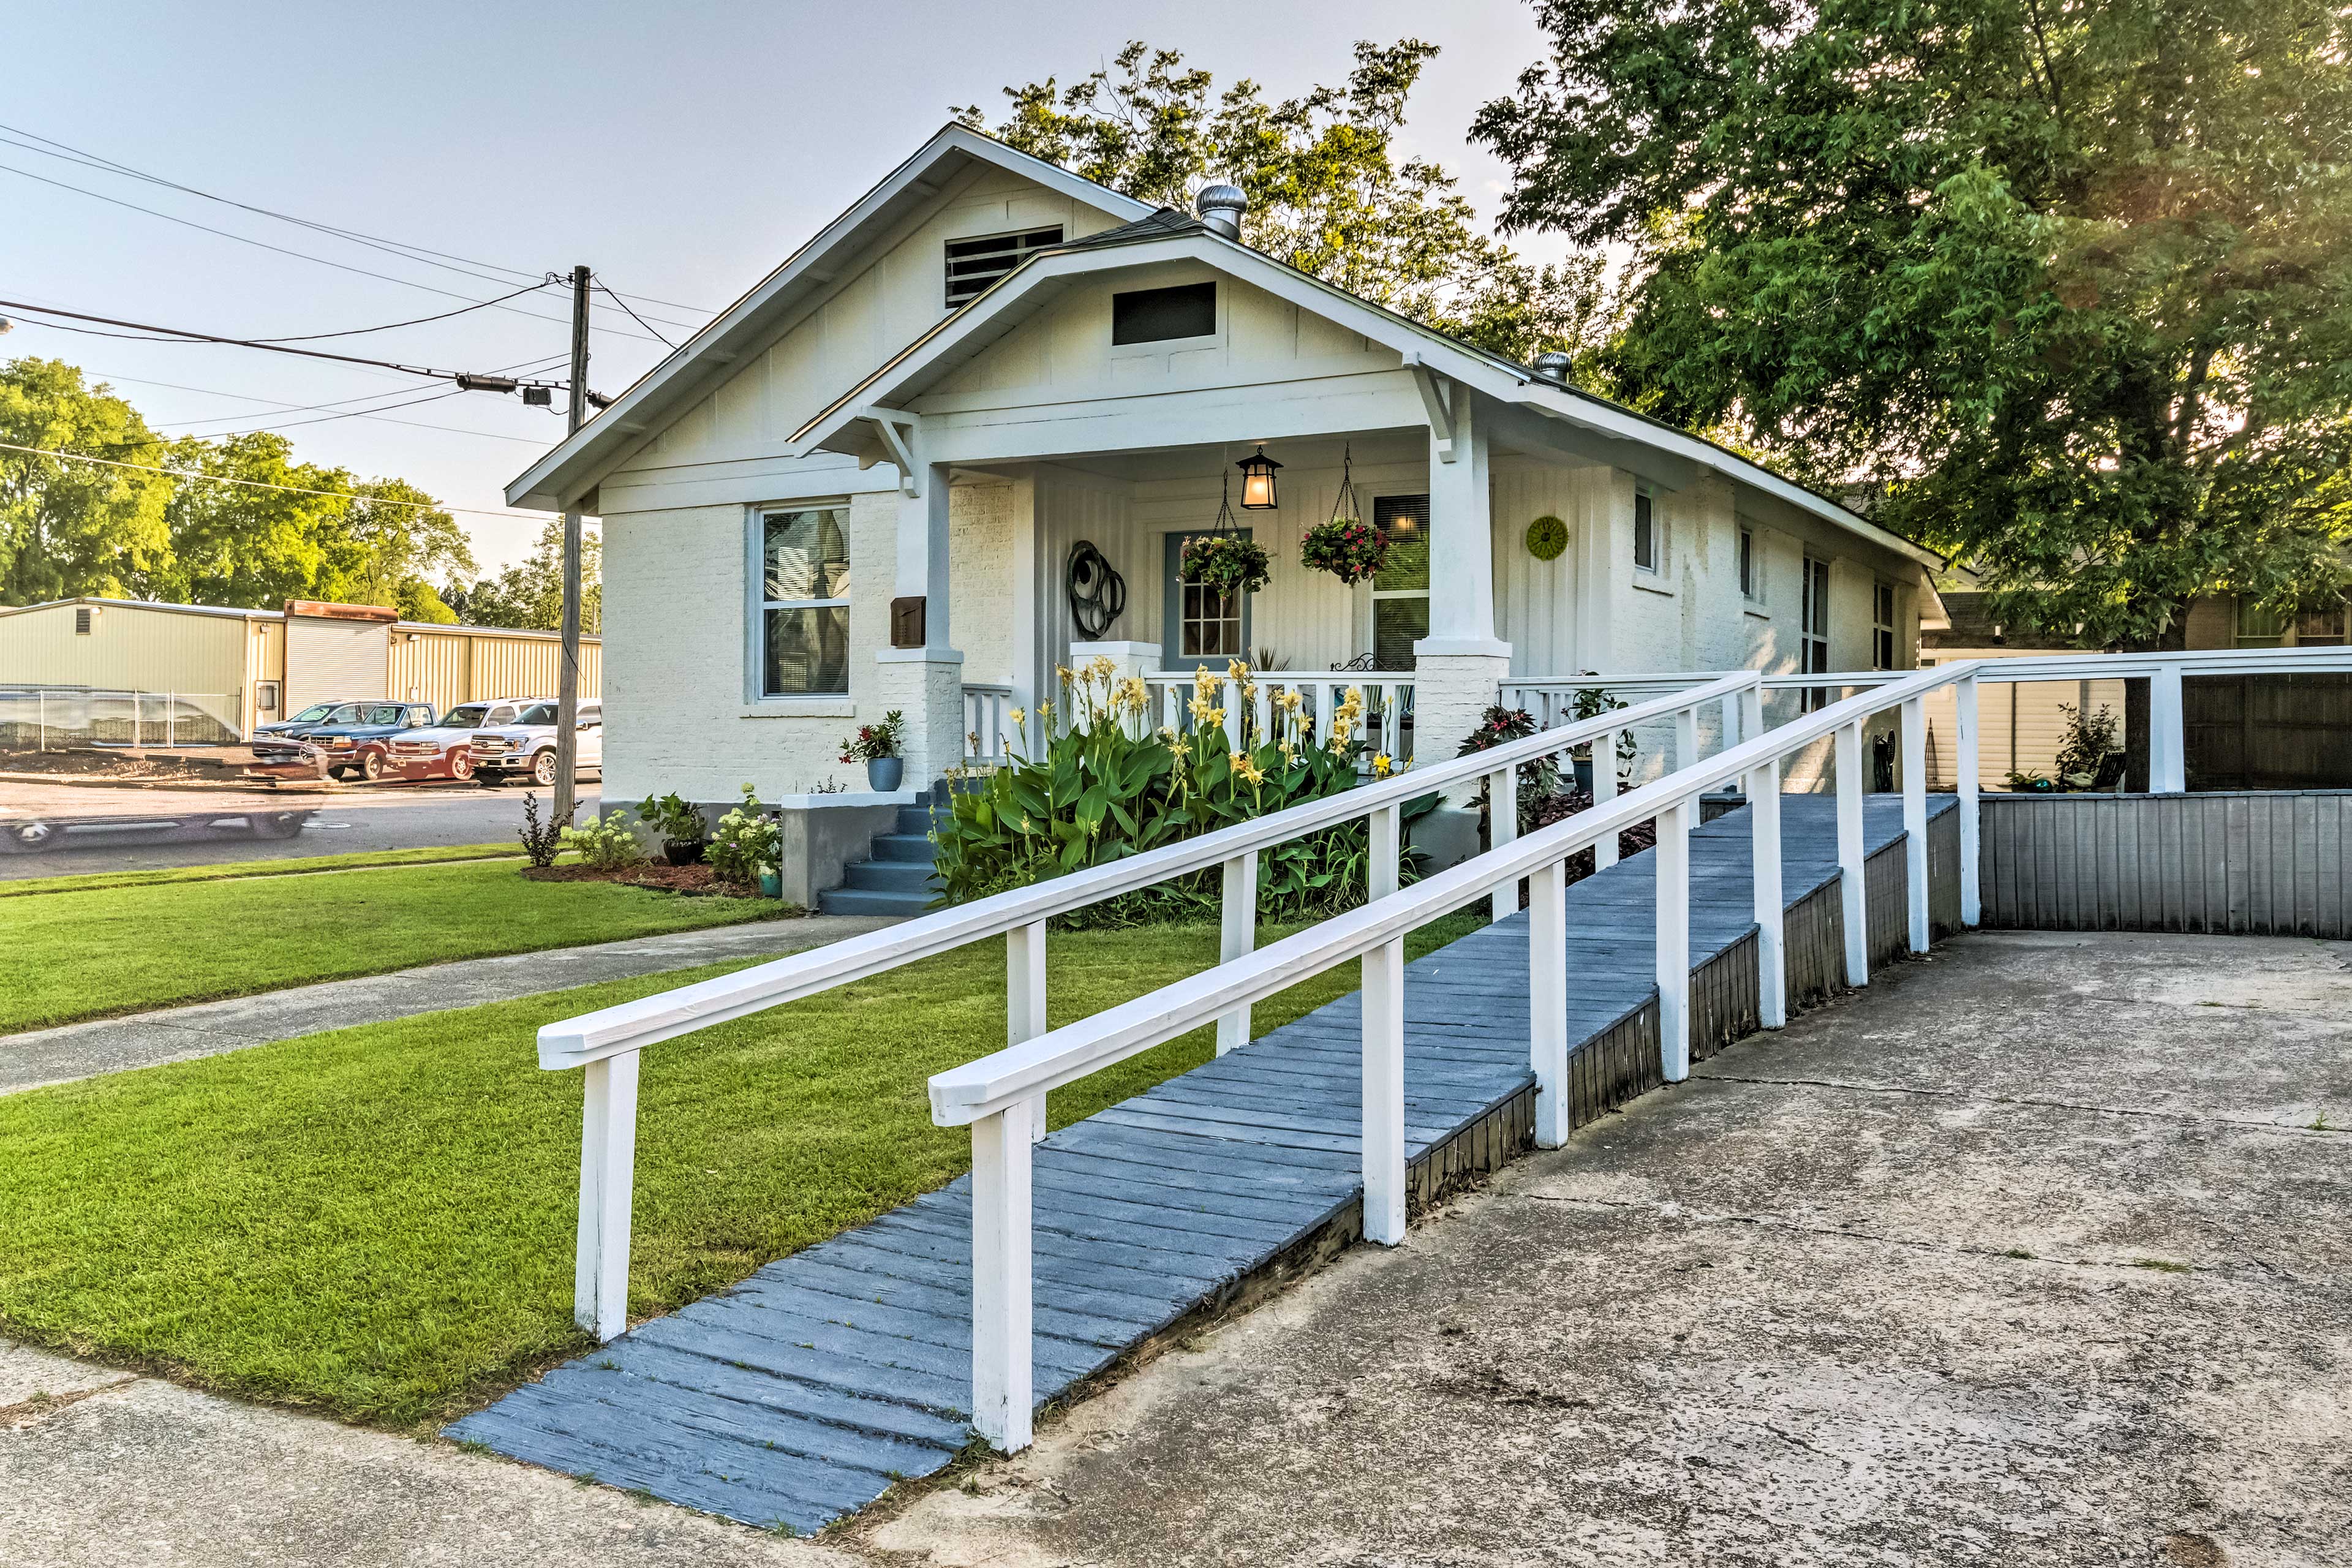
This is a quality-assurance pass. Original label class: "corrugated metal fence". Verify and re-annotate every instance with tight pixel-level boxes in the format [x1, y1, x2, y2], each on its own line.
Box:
[1981, 791, 2352, 937]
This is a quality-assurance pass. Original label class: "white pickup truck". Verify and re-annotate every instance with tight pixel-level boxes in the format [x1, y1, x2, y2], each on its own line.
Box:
[469, 698, 603, 788]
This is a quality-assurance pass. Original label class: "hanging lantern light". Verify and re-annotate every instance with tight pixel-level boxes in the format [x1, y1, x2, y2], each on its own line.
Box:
[1236, 443, 1282, 510]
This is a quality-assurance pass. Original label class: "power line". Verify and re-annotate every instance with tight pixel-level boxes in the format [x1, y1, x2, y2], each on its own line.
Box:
[121, 353, 571, 430]
[0, 121, 717, 322]
[594, 277, 677, 350]
[0, 158, 677, 349]
[0, 295, 581, 391]
[0, 440, 548, 520]
[242, 280, 560, 343]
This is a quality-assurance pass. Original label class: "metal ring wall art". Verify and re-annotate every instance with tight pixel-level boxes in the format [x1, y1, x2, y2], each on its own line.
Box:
[1066, 540, 1127, 638]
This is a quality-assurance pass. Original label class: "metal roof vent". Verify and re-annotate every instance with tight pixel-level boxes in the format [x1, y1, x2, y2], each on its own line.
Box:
[1195, 183, 1247, 239]
[1532, 351, 1573, 387]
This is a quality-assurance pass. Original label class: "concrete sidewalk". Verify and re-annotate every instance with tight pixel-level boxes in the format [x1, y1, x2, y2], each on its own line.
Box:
[0, 913, 892, 1096]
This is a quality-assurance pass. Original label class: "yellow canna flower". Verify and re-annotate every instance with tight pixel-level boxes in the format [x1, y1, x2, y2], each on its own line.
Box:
[1010, 707, 1027, 726]
[1372, 753, 1393, 778]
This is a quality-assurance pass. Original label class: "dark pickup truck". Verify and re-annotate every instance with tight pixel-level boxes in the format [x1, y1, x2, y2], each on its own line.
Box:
[250, 701, 437, 782]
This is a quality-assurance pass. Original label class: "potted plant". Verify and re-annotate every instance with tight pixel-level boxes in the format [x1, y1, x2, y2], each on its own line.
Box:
[635, 790, 708, 865]
[709, 784, 782, 894]
[1566, 685, 1639, 794]
[840, 709, 908, 792]
[1300, 516, 1387, 585]
[1180, 531, 1273, 596]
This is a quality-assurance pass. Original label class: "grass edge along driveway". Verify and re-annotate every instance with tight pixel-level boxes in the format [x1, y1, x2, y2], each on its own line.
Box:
[0, 911, 1483, 1431]
[0, 858, 791, 1034]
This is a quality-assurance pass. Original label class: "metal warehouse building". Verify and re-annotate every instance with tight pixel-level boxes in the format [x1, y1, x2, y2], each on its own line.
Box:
[0, 597, 601, 740]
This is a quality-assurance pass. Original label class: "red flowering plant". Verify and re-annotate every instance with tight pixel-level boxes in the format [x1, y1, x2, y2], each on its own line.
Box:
[837, 709, 906, 763]
[1454, 704, 1562, 848]
[1299, 515, 1388, 585]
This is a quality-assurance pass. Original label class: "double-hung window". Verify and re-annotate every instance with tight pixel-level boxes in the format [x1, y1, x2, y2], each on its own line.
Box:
[1738, 524, 1761, 604]
[1872, 581, 1899, 670]
[1800, 556, 1833, 710]
[757, 506, 851, 696]
[1633, 488, 1659, 574]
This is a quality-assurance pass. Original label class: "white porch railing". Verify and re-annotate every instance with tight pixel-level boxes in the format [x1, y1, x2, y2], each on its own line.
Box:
[962, 683, 1015, 766]
[927, 643, 2352, 1452]
[532, 671, 1756, 1373]
[1141, 670, 1415, 762]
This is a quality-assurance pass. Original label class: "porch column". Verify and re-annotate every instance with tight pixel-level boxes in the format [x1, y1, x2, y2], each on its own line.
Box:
[876, 460, 964, 786]
[1413, 386, 1510, 777]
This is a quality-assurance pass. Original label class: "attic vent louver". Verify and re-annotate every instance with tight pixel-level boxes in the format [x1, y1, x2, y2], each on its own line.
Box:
[944, 226, 1063, 309]
[1532, 352, 1572, 387]
[75, 606, 92, 635]
[1194, 183, 1246, 239]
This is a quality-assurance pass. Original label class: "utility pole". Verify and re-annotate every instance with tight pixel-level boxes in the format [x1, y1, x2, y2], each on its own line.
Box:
[553, 263, 590, 829]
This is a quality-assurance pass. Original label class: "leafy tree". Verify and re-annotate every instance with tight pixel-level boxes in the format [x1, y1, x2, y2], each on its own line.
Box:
[961, 40, 1618, 365]
[444, 517, 600, 634]
[0, 358, 172, 604]
[1472, 0, 2352, 652]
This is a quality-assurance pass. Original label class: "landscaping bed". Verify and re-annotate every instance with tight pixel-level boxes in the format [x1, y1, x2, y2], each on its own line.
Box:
[0, 858, 791, 1033]
[0, 912, 1483, 1430]
[519, 862, 778, 898]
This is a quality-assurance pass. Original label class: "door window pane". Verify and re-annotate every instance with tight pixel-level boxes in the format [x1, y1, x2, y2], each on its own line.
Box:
[1373, 597, 1430, 671]
[764, 606, 850, 695]
[1369, 494, 1431, 671]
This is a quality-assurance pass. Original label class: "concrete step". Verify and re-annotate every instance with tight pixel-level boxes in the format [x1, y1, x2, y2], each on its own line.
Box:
[842, 859, 938, 895]
[816, 885, 932, 918]
[896, 803, 949, 837]
[870, 832, 937, 864]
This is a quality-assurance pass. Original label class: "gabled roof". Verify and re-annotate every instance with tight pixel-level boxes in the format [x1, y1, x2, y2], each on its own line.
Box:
[788, 209, 1942, 570]
[503, 124, 1154, 512]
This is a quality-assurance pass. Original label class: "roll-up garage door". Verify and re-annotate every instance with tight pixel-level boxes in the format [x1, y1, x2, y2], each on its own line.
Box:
[282, 602, 393, 712]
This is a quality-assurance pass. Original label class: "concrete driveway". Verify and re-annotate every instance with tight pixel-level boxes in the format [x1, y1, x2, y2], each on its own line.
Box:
[0, 780, 598, 878]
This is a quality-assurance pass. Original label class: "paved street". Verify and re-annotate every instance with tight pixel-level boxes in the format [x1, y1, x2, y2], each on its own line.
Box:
[0, 781, 597, 879]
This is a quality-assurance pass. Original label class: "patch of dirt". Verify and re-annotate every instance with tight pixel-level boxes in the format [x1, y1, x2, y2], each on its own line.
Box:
[0, 748, 240, 781]
[521, 862, 786, 901]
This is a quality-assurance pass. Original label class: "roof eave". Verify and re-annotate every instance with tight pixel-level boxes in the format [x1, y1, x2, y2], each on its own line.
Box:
[503, 123, 1155, 512]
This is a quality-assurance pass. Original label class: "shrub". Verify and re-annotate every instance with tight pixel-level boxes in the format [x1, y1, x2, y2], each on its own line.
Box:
[709, 785, 780, 887]
[1456, 704, 1560, 842]
[560, 810, 645, 870]
[932, 657, 1427, 924]
[2052, 702, 2124, 790]
[635, 790, 706, 846]
[516, 792, 572, 869]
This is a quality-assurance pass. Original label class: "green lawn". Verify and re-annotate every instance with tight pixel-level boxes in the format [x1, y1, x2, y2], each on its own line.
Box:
[0, 859, 790, 1033]
[0, 912, 1483, 1430]
[0, 843, 519, 899]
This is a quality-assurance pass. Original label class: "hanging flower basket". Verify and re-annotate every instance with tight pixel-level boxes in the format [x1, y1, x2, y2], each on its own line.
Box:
[1300, 516, 1388, 586]
[1180, 530, 1272, 595]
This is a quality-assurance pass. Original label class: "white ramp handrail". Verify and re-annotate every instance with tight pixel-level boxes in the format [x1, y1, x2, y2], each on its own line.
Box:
[538, 669, 1760, 1349]
[930, 656, 1983, 1452]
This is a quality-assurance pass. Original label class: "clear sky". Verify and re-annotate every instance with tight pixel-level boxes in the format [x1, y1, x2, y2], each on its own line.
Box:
[6, 1, 1558, 571]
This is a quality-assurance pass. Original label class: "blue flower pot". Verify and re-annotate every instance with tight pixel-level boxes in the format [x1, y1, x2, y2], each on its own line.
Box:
[1572, 755, 1596, 796]
[757, 868, 781, 899]
[865, 756, 904, 793]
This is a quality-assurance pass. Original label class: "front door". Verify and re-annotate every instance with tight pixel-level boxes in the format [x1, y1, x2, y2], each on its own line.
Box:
[1161, 530, 1252, 670]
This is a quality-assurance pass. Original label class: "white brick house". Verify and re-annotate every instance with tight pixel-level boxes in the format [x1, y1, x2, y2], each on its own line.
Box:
[506, 124, 1943, 804]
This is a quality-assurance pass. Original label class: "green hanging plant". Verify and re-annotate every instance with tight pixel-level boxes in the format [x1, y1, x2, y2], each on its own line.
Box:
[1300, 444, 1389, 586]
[1180, 470, 1272, 594]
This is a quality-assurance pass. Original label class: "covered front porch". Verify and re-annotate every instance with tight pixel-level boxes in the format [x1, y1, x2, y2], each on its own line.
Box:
[902, 410, 1620, 780]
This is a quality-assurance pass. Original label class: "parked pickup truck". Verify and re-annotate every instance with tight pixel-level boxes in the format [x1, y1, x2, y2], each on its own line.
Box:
[380, 697, 536, 783]
[252, 699, 369, 742]
[470, 699, 603, 788]
[250, 701, 437, 782]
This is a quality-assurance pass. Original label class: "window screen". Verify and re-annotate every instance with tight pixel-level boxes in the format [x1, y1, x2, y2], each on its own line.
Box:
[1112, 282, 1217, 345]
[944, 227, 1062, 309]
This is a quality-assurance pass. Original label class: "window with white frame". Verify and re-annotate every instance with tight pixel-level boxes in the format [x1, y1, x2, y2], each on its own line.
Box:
[1800, 556, 1833, 710]
[1738, 523, 1761, 603]
[1370, 492, 1431, 669]
[1873, 579, 1898, 669]
[756, 506, 851, 696]
[1632, 487, 1659, 573]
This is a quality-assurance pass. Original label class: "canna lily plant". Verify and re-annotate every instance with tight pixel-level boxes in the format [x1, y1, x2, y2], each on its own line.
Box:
[930, 657, 1428, 923]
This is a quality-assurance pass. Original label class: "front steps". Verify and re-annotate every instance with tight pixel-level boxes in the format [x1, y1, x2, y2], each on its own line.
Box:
[816, 803, 941, 918]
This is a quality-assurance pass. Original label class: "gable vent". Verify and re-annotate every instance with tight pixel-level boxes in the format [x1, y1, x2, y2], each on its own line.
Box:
[75, 606, 92, 635]
[944, 227, 1063, 309]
